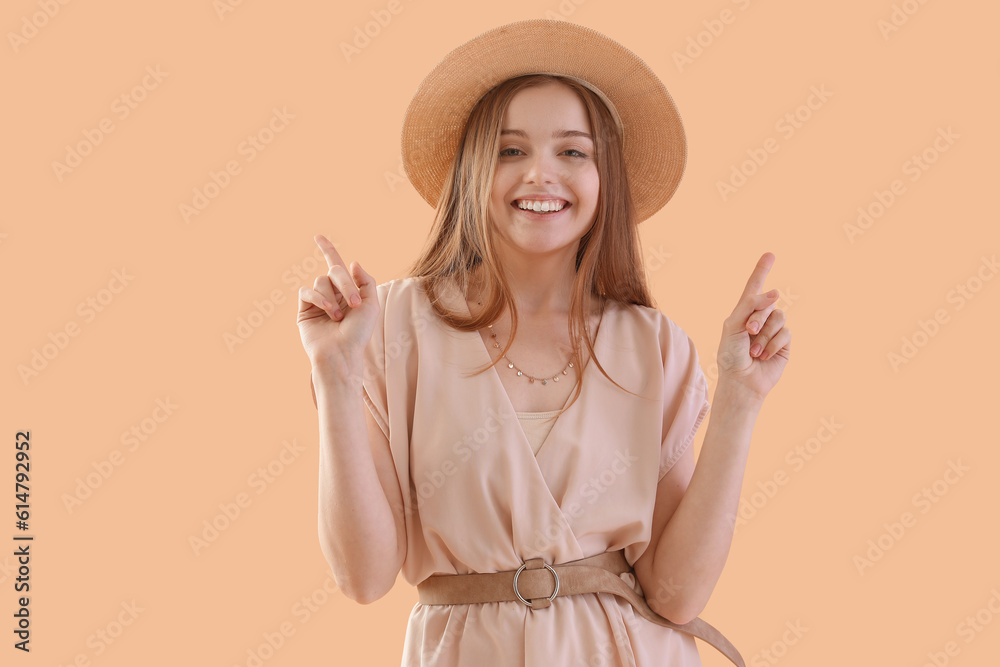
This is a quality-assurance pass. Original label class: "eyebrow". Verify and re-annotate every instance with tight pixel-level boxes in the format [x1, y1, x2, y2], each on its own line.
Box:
[500, 129, 593, 141]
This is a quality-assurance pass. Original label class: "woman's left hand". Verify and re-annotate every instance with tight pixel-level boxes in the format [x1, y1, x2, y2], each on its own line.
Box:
[716, 252, 791, 404]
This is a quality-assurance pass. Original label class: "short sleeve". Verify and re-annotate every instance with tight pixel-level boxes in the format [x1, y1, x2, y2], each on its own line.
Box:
[658, 317, 711, 481]
[360, 282, 391, 441]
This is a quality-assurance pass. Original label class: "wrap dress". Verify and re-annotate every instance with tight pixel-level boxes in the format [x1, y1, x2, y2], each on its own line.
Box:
[359, 275, 712, 666]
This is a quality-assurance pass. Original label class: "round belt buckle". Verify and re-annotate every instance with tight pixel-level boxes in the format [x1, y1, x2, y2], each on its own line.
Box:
[513, 562, 560, 606]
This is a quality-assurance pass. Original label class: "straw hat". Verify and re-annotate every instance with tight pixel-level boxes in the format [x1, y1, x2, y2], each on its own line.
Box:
[400, 18, 687, 224]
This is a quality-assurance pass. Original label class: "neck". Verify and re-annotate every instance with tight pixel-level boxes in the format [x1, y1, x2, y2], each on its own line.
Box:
[479, 246, 580, 317]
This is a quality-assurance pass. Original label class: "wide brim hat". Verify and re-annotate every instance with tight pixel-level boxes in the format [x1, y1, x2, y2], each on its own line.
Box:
[400, 18, 687, 224]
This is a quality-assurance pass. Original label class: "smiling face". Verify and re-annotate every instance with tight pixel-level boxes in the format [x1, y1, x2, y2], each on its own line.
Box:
[488, 80, 600, 260]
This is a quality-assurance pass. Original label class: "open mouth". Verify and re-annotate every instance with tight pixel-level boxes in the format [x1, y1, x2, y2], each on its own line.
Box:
[511, 199, 571, 216]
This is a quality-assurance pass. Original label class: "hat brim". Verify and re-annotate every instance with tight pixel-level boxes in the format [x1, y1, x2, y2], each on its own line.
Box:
[400, 18, 687, 224]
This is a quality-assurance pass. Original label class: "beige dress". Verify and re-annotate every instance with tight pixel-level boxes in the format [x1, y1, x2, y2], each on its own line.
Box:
[360, 275, 712, 666]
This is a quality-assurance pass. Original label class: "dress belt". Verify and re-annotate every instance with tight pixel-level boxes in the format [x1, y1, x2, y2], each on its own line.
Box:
[416, 549, 745, 667]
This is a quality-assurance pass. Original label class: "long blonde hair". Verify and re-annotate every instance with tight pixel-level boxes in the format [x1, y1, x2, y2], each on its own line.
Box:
[405, 74, 656, 412]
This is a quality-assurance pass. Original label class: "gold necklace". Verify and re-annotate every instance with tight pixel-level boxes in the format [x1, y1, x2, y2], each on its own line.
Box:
[477, 288, 588, 386]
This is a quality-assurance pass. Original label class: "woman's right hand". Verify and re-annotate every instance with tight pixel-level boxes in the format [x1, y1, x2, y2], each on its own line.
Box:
[297, 234, 380, 374]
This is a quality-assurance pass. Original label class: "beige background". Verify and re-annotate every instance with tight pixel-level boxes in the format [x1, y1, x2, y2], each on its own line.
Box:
[3, 0, 999, 665]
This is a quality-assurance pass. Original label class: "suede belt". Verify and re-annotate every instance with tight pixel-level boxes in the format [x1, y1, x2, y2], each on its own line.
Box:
[416, 549, 744, 667]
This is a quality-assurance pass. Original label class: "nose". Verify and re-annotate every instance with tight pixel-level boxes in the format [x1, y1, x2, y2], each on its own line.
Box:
[522, 151, 559, 185]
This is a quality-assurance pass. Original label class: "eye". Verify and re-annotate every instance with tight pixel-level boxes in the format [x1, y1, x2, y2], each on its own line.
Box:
[499, 147, 590, 158]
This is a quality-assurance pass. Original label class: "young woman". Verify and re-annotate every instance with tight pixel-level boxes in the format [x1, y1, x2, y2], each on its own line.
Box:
[297, 19, 789, 667]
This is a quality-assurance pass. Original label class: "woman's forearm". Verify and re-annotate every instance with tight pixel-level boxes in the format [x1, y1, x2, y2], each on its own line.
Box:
[651, 380, 762, 623]
[314, 358, 400, 604]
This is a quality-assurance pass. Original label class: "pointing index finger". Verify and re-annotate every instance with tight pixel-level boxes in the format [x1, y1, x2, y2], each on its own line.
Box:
[314, 234, 346, 271]
[742, 252, 775, 299]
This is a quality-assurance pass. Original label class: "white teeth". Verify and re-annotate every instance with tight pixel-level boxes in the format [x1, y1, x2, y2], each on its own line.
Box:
[517, 199, 565, 212]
